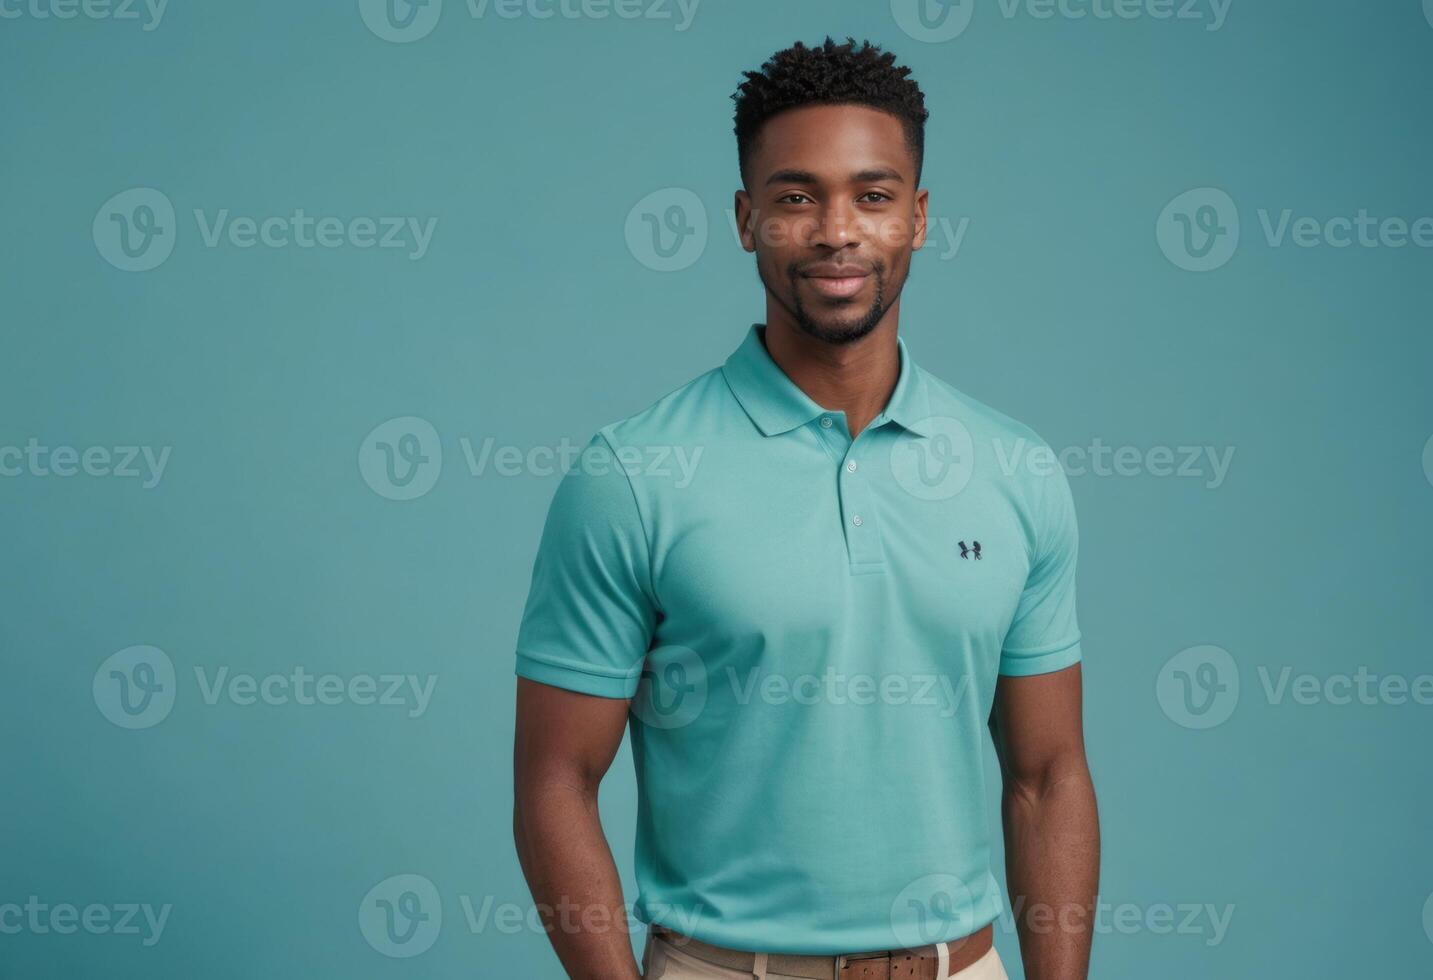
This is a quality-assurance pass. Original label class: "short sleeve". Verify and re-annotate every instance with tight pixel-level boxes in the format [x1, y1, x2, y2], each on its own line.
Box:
[998, 457, 1082, 677]
[513, 432, 658, 698]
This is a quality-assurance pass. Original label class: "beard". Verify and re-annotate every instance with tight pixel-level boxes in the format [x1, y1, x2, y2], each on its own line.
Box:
[760, 255, 908, 346]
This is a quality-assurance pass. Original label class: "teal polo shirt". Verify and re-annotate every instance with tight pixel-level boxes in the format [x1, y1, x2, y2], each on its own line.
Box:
[514, 324, 1082, 955]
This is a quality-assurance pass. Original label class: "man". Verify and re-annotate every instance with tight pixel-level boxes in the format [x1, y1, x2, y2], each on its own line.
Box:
[513, 37, 1099, 980]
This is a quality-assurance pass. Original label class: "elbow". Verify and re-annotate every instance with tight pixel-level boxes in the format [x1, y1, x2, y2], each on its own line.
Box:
[512, 800, 527, 864]
[1004, 753, 1093, 805]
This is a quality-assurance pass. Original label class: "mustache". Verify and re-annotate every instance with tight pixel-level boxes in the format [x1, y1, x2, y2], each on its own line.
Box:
[789, 261, 883, 277]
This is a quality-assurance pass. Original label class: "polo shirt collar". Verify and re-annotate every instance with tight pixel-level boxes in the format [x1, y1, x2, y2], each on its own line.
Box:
[722, 323, 935, 438]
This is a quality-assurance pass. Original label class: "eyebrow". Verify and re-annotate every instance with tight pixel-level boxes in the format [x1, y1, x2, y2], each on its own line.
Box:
[764, 167, 906, 186]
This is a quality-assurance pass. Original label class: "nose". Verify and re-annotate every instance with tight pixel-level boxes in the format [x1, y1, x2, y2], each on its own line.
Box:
[809, 199, 861, 249]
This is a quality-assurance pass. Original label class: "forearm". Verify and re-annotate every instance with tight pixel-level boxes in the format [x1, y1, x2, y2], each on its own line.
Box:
[514, 782, 641, 980]
[1001, 764, 1100, 980]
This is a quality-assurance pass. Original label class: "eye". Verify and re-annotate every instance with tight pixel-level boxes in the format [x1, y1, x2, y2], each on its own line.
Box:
[859, 191, 893, 203]
[776, 192, 813, 205]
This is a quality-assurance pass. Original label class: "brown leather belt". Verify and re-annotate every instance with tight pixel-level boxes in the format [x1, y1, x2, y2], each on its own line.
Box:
[650, 922, 993, 979]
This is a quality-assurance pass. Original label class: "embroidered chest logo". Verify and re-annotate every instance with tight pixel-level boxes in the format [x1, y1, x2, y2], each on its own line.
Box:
[958, 540, 983, 560]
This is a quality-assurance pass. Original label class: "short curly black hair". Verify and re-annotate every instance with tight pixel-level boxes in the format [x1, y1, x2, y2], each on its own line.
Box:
[731, 36, 929, 188]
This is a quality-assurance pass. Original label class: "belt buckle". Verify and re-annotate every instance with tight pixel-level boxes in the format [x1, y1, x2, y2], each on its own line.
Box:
[838, 952, 892, 979]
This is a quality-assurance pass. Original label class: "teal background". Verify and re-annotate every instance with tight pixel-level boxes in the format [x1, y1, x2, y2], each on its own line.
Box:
[2, 1, 1431, 977]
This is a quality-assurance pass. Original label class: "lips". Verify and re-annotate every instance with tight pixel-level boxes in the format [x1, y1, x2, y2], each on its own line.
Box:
[805, 276, 868, 299]
[801, 264, 872, 300]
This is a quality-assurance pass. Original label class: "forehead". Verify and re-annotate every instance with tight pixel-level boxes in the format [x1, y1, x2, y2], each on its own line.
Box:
[748, 103, 914, 182]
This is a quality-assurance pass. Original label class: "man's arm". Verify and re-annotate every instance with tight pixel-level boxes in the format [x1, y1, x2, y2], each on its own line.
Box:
[514, 677, 642, 980]
[988, 662, 1100, 980]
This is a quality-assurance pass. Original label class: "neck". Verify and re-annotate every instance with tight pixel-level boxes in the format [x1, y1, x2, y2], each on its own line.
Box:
[760, 303, 902, 439]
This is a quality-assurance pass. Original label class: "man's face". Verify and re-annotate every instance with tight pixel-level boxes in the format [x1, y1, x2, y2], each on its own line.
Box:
[735, 103, 928, 345]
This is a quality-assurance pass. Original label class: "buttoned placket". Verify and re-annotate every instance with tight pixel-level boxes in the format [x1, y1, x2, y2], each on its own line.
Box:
[813, 412, 888, 574]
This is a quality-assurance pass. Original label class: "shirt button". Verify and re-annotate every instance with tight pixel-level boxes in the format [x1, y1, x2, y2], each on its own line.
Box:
[846, 460, 858, 473]
[820, 416, 834, 429]
[852, 514, 863, 527]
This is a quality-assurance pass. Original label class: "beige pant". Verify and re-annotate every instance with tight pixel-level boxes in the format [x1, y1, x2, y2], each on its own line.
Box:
[641, 932, 1009, 980]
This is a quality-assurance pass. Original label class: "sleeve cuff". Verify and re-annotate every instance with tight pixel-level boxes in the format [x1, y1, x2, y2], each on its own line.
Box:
[998, 637, 1082, 677]
[515, 650, 642, 699]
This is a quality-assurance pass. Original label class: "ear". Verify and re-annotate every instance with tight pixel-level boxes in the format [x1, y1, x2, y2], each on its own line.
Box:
[734, 189, 757, 253]
[912, 187, 930, 252]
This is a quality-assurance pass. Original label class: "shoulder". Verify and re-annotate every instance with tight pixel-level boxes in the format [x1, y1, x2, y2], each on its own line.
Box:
[918, 366, 1075, 523]
[593, 365, 731, 450]
[548, 363, 728, 520]
[919, 366, 1052, 452]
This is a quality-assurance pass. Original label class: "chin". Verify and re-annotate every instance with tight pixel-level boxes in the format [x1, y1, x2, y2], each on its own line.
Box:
[796, 306, 884, 346]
